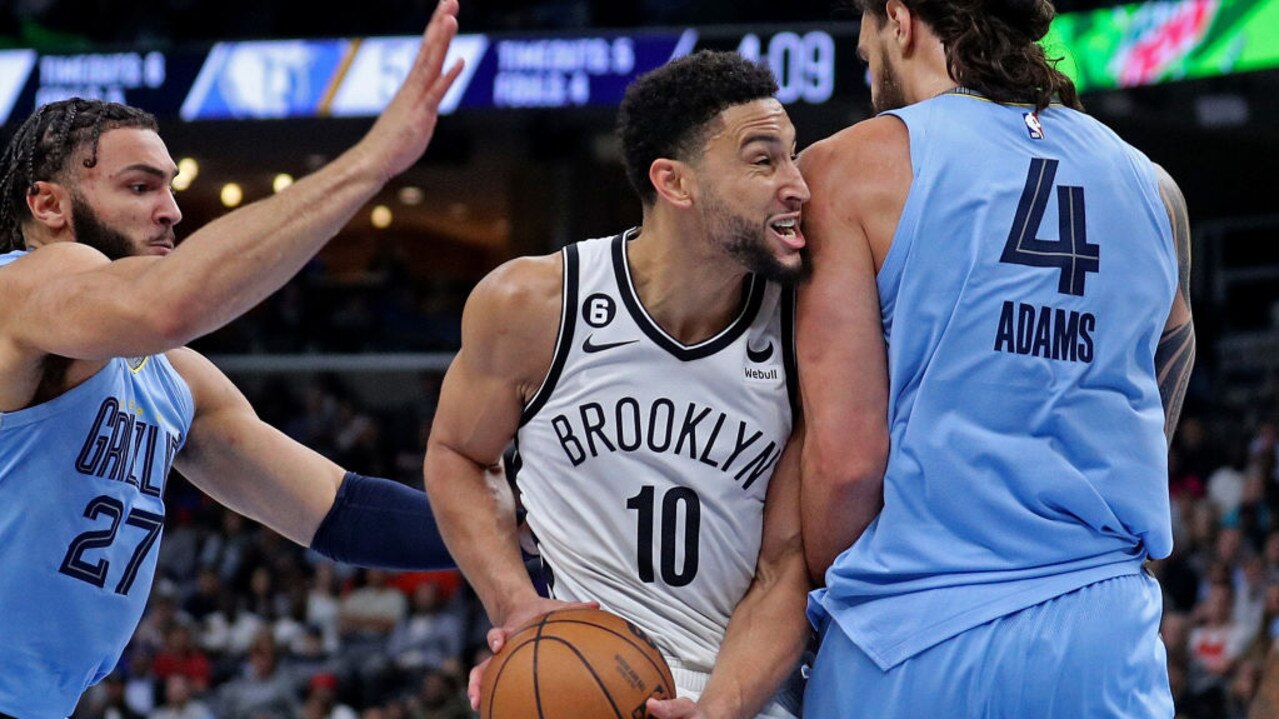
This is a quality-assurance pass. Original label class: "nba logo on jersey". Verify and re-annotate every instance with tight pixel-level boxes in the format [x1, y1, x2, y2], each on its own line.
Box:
[1023, 112, 1045, 140]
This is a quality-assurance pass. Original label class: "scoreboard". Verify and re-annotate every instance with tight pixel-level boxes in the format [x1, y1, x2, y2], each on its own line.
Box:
[0, 26, 857, 124]
[2, 0, 1276, 125]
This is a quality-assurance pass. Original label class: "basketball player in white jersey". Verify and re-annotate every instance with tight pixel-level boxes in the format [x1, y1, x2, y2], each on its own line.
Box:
[424, 51, 810, 719]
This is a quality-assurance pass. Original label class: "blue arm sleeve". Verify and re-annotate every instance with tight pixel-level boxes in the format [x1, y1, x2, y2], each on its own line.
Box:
[309, 472, 454, 570]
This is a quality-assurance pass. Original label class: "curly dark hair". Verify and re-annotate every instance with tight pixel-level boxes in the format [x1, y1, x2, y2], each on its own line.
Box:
[0, 98, 158, 253]
[855, 0, 1081, 111]
[616, 51, 779, 205]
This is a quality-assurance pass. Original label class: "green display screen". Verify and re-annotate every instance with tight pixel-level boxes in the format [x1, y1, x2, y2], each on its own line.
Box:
[1045, 0, 1279, 91]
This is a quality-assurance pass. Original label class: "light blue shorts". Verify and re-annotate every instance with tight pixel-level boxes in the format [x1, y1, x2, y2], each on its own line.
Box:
[804, 573, 1173, 718]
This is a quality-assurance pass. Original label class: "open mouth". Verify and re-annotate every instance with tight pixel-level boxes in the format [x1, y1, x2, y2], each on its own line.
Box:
[769, 217, 804, 249]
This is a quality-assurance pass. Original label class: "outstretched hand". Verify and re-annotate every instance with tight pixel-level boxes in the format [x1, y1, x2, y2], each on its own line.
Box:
[359, 0, 466, 181]
[466, 596, 600, 710]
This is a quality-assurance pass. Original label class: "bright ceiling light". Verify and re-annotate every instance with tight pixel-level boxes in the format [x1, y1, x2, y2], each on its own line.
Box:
[220, 183, 243, 208]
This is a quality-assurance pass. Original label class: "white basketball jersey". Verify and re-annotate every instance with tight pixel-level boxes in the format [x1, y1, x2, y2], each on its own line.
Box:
[514, 229, 795, 674]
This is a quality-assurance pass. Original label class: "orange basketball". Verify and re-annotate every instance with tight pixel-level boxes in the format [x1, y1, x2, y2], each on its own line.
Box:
[479, 607, 677, 719]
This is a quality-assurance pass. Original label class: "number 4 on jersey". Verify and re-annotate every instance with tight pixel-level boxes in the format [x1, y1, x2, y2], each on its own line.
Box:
[1000, 158, 1099, 297]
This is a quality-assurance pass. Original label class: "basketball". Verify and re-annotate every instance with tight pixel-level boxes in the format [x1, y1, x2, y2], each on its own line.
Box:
[479, 607, 678, 719]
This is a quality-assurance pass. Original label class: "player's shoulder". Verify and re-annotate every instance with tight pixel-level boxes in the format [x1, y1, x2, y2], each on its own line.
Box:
[468, 252, 563, 318]
[162, 346, 239, 416]
[801, 116, 908, 172]
[162, 345, 209, 377]
[0, 242, 110, 286]
[799, 116, 911, 227]
[461, 252, 565, 358]
[0, 243, 112, 344]
[799, 116, 909, 197]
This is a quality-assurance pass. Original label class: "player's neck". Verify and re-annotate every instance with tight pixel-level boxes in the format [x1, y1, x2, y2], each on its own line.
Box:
[628, 216, 751, 347]
[900, 40, 954, 106]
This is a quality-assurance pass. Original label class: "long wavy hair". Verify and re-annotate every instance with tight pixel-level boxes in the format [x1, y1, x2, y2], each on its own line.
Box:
[856, 0, 1082, 111]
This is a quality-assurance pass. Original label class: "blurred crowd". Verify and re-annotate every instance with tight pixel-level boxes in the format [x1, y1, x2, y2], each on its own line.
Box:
[1154, 411, 1279, 718]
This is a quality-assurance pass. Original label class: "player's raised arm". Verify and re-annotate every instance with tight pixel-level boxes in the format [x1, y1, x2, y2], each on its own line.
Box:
[0, 0, 464, 362]
[794, 119, 905, 582]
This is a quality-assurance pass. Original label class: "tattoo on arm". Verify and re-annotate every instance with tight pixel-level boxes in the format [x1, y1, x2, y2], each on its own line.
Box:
[1156, 165, 1193, 300]
[1156, 321, 1194, 443]
[1154, 164, 1195, 444]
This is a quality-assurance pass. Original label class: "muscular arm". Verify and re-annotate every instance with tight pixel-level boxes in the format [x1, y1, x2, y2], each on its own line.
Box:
[169, 347, 345, 545]
[1153, 164, 1195, 445]
[0, 0, 462, 362]
[423, 255, 562, 625]
[794, 119, 907, 582]
[696, 425, 809, 719]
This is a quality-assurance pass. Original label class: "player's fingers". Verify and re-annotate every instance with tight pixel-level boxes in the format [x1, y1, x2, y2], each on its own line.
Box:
[415, 0, 460, 84]
[467, 661, 486, 709]
[645, 697, 697, 719]
[424, 58, 466, 110]
[487, 626, 508, 653]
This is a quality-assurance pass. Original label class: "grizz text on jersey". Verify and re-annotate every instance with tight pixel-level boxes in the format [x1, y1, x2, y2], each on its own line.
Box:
[551, 396, 781, 490]
[74, 396, 180, 497]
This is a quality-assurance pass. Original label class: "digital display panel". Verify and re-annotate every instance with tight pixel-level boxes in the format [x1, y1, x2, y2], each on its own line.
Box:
[1044, 0, 1279, 90]
[0, 48, 206, 124]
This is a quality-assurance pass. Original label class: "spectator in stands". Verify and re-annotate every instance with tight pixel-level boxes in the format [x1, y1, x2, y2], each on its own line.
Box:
[134, 590, 190, 654]
[245, 565, 288, 622]
[119, 646, 159, 717]
[307, 562, 345, 654]
[1189, 581, 1254, 713]
[386, 582, 463, 681]
[201, 589, 265, 660]
[301, 673, 359, 719]
[85, 673, 145, 719]
[405, 670, 470, 719]
[152, 625, 212, 693]
[148, 674, 214, 719]
[338, 569, 409, 704]
[182, 568, 223, 624]
[216, 631, 299, 719]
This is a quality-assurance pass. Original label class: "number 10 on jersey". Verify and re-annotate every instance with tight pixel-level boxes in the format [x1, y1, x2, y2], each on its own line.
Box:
[626, 486, 701, 587]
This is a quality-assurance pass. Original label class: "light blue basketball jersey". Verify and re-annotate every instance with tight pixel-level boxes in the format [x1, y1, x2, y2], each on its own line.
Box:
[810, 92, 1178, 671]
[0, 250, 195, 719]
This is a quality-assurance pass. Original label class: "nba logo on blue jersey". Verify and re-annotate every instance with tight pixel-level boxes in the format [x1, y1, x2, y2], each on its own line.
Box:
[1023, 112, 1045, 140]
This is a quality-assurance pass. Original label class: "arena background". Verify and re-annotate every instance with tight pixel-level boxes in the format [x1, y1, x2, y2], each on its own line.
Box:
[2, 1, 1277, 717]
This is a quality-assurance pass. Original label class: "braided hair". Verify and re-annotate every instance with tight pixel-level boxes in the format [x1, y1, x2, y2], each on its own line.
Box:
[0, 99, 158, 253]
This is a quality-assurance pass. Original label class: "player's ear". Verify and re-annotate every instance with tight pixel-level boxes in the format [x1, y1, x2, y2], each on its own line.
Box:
[25, 180, 72, 232]
[885, 0, 913, 51]
[649, 159, 694, 209]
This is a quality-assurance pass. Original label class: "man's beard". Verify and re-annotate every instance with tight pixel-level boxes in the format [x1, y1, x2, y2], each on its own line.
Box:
[701, 188, 809, 284]
[872, 49, 909, 114]
[70, 192, 138, 260]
